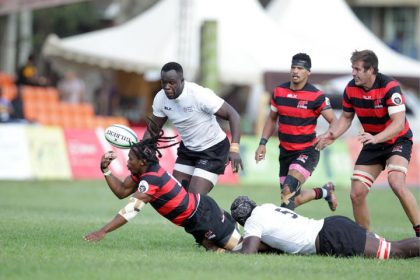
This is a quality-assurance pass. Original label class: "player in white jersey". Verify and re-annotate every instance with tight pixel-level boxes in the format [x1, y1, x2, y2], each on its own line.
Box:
[144, 62, 243, 194]
[230, 196, 420, 259]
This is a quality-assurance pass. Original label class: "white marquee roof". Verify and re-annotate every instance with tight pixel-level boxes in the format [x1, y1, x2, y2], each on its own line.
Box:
[43, 0, 420, 85]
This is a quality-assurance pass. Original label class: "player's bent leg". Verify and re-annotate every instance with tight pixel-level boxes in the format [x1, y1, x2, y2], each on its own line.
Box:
[173, 163, 194, 189]
[294, 190, 316, 207]
[364, 232, 392, 260]
[350, 165, 381, 230]
[188, 168, 218, 194]
[387, 164, 420, 231]
[364, 232, 420, 259]
[350, 180, 371, 230]
[388, 238, 420, 258]
[281, 175, 302, 210]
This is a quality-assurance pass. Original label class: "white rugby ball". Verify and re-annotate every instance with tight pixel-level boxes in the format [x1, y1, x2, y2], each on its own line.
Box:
[104, 124, 138, 149]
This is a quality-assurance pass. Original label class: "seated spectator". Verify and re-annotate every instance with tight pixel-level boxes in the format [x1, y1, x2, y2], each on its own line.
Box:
[10, 88, 25, 120]
[0, 87, 12, 122]
[58, 70, 86, 104]
[16, 54, 47, 87]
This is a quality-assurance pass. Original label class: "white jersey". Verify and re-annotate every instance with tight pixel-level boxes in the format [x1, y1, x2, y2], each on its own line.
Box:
[152, 81, 226, 151]
[243, 204, 324, 254]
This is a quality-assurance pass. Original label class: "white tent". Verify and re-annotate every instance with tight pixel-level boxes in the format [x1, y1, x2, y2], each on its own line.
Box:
[43, 0, 285, 85]
[43, 0, 420, 88]
[265, 0, 420, 82]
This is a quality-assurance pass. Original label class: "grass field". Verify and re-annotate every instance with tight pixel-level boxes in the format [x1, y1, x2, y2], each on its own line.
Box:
[0, 180, 419, 280]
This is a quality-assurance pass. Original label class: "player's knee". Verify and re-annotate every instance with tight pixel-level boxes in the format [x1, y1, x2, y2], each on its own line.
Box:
[387, 165, 406, 188]
[350, 186, 367, 203]
[282, 175, 301, 194]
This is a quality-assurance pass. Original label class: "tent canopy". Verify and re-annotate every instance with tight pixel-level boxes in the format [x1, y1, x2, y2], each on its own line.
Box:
[43, 0, 420, 88]
[43, 0, 285, 85]
[265, 0, 420, 90]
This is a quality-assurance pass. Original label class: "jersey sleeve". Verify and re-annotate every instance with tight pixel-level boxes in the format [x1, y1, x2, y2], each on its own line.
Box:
[243, 215, 264, 238]
[342, 87, 354, 113]
[314, 92, 331, 114]
[152, 91, 167, 118]
[136, 174, 162, 196]
[198, 87, 225, 114]
[270, 91, 278, 112]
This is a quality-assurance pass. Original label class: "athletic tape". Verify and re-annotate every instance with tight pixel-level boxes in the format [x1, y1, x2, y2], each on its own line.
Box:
[376, 239, 391, 260]
[118, 197, 145, 222]
[351, 170, 375, 190]
[387, 164, 407, 174]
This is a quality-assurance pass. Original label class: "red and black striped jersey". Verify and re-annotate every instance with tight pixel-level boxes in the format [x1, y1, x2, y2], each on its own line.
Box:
[343, 73, 412, 144]
[271, 82, 331, 151]
[131, 164, 199, 226]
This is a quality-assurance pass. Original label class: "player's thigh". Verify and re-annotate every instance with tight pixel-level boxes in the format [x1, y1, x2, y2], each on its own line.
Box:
[172, 169, 192, 188]
[351, 164, 382, 194]
[189, 175, 215, 194]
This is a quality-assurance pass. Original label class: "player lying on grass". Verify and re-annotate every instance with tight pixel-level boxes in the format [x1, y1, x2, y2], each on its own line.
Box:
[84, 130, 241, 252]
[230, 196, 420, 259]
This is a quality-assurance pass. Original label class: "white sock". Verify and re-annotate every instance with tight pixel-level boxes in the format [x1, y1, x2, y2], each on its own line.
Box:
[321, 188, 328, 198]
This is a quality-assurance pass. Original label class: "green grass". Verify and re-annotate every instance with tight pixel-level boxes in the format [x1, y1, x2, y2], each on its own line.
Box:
[0, 180, 419, 280]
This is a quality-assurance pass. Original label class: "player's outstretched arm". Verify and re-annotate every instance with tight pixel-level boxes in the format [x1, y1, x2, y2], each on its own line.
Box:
[84, 194, 150, 242]
[84, 214, 128, 242]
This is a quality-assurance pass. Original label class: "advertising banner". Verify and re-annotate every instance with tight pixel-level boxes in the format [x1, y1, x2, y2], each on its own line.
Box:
[64, 128, 105, 179]
[26, 125, 71, 179]
[0, 124, 32, 179]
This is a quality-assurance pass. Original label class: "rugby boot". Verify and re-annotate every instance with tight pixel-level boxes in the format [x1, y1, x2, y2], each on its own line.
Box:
[322, 182, 338, 211]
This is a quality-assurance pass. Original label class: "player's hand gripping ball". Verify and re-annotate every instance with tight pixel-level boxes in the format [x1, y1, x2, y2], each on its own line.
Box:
[104, 124, 138, 149]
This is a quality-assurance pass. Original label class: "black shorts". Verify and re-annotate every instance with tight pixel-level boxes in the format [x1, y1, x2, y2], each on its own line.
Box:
[355, 138, 412, 169]
[279, 146, 320, 177]
[176, 137, 230, 174]
[318, 216, 366, 257]
[182, 194, 236, 247]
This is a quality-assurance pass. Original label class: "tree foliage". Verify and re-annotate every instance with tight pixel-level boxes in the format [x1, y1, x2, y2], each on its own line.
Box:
[32, 2, 101, 55]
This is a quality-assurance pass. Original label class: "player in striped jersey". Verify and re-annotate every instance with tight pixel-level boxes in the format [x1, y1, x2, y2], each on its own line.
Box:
[256, 53, 338, 211]
[230, 196, 420, 259]
[316, 50, 420, 237]
[84, 131, 241, 251]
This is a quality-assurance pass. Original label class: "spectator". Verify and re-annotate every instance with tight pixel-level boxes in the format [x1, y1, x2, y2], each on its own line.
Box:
[94, 72, 119, 116]
[0, 87, 12, 122]
[57, 70, 86, 104]
[10, 88, 25, 121]
[16, 54, 47, 87]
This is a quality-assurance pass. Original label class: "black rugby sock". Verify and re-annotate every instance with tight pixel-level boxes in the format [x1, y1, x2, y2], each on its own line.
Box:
[313, 188, 323, 199]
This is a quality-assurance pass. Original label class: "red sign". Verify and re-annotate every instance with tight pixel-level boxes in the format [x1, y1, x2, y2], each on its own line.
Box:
[64, 128, 106, 179]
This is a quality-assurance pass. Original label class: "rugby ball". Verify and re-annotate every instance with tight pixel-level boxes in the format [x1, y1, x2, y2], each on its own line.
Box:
[104, 124, 138, 149]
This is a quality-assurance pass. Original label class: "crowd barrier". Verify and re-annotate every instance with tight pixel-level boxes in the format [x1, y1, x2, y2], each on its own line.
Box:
[0, 123, 418, 188]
